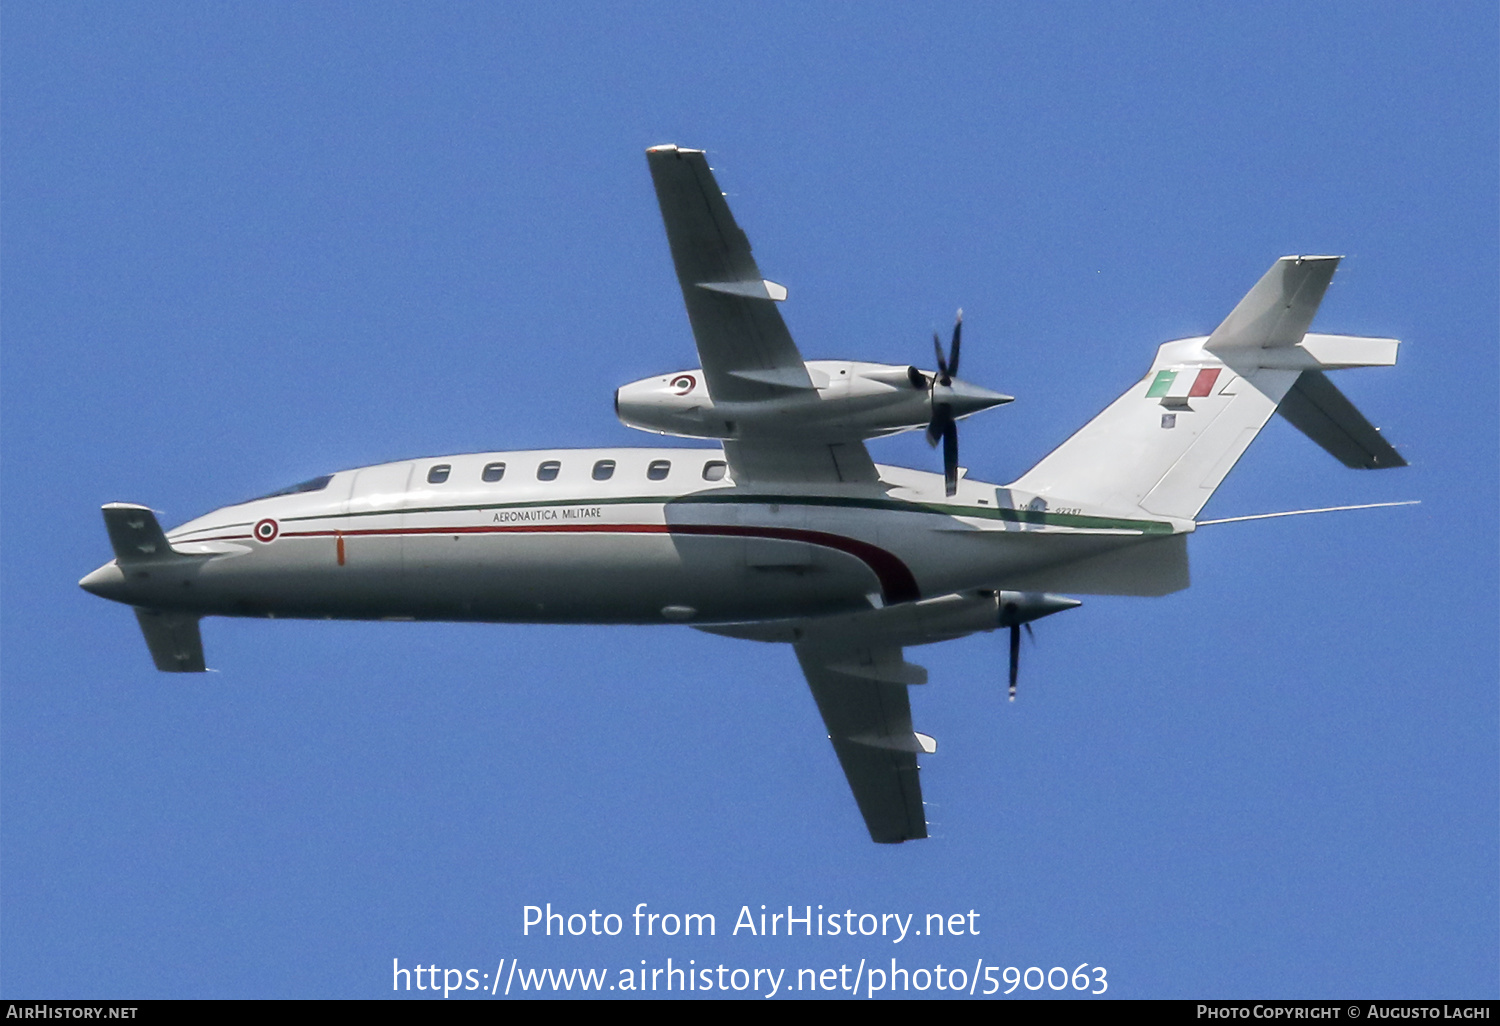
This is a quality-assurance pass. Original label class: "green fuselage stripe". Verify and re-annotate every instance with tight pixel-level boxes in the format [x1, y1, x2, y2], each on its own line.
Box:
[264, 492, 1173, 535]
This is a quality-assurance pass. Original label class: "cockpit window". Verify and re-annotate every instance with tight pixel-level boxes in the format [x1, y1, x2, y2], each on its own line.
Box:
[244, 474, 334, 503]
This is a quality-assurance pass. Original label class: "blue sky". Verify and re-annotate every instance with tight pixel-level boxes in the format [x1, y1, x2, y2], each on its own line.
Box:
[3, 2, 1495, 999]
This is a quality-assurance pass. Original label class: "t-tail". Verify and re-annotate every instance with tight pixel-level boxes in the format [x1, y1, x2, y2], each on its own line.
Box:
[1010, 256, 1405, 522]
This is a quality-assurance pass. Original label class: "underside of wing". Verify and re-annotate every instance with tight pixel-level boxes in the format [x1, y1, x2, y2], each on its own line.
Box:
[646, 145, 814, 403]
[794, 641, 931, 843]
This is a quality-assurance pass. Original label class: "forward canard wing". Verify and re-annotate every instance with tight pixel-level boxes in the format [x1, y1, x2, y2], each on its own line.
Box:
[134, 608, 207, 673]
[88, 504, 208, 672]
[646, 145, 879, 485]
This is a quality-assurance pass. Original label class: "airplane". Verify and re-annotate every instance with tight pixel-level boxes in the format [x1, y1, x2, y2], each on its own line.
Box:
[80, 144, 1409, 844]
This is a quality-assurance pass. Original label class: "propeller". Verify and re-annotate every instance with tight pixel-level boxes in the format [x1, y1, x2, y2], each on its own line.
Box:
[996, 592, 1082, 702]
[925, 310, 964, 496]
[1007, 620, 1034, 701]
[909, 310, 1013, 496]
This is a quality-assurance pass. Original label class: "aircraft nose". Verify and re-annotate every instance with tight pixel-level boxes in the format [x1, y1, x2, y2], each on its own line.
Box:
[79, 562, 128, 602]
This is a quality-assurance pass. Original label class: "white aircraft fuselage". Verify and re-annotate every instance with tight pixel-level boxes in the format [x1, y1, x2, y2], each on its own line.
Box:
[80, 448, 1179, 625]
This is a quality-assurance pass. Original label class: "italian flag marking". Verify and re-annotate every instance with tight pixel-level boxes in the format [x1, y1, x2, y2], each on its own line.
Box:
[1147, 367, 1221, 399]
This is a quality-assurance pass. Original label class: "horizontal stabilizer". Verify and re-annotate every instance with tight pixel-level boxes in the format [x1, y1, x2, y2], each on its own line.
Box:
[134, 609, 206, 672]
[1296, 333, 1400, 370]
[102, 503, 175, 562]
[1278, 370, 1407, 468]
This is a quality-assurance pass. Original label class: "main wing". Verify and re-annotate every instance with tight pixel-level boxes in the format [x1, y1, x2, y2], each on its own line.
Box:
[646, 145, 878, 485]
[795, 640, 932, 843]
[646, 144, 813, 401]
[703, 599, 965, 843]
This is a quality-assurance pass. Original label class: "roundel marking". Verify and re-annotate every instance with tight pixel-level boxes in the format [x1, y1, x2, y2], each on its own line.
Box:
[253, 518, 280, 543]
[670, 374, 697, 395]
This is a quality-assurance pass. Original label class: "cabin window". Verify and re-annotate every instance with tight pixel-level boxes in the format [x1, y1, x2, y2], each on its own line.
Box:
[592, 459, 616, 481]
[537, 460, 561, 482]
[482, 462, 506, 483]
[427, 464, 451, 484]
[702, 460, 727, 481]
[647, 460, 671, 481]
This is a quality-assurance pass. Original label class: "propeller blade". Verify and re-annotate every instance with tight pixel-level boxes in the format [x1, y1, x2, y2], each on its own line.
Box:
[926, 404, 951, 448]
[942, 419, 959, 496]
[906, 365, 927, 389]
[948, 309, 962, 380]
[932, 331, 949, 383]
[1008, 623, 1020, 701]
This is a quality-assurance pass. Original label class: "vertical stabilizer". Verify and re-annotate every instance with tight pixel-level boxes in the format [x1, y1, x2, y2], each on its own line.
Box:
[1010, 257, 1402, 521]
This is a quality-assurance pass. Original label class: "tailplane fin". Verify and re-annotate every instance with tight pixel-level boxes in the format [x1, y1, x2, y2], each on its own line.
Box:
[1010, 257, 1404, 521]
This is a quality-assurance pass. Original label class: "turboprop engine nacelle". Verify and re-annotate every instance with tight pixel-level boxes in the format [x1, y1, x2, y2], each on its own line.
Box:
[615, 360, 1011, 441]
